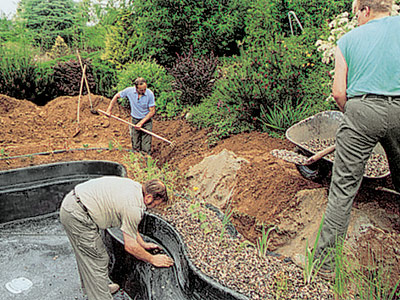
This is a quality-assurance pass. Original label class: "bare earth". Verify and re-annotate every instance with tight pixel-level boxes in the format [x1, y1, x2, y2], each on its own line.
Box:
[1, 94, 399, 296]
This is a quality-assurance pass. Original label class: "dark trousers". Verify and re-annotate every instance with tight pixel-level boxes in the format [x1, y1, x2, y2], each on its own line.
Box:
[316, 95, 400, 270]
[130, 118, 153, 155]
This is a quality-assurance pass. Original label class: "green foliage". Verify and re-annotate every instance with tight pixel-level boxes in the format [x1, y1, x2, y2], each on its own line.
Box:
[47, 36, 70, 59]
[0, 16, 14, 44]
[244, 0, 351, 43]
[103, 0, 249, 67]
[168, 47, 218, 106]
[219, 206, 234, 244]
[124, 152, 183, 204]
[0, 46, 53, 103]
[89, 52, 118, 98]
[258, 101, 311, 132]
[287, 0, 351, 30]
[102, 9, 139, 69]
[188, 202, 212, 234]
[16, 0, 79, 50]
[256, 224, 276, 258]
[244, 0, 287, 44]
[117, 60, 181, 118]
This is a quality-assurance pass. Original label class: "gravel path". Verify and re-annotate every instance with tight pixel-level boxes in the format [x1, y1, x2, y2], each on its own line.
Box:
[159, 199, 335, 300]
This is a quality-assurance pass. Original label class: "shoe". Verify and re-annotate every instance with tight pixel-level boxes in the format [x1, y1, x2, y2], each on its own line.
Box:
[291, 253, 335, 281]
[108, 283, 120, 294]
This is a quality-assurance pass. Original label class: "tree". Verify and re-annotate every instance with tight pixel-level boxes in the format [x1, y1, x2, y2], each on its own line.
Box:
[16, 0, 78, 50]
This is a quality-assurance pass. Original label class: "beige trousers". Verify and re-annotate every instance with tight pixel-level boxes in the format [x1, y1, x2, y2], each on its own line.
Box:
[59, 192, 113, 300]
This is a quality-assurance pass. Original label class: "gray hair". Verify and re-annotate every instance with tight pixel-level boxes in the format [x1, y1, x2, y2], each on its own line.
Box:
[354, 0, 393, 13]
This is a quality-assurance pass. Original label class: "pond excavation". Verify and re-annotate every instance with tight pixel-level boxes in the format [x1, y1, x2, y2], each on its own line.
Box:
[0, 160, 247, 300]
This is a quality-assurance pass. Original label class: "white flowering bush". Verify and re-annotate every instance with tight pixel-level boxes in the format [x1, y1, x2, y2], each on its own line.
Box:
[316, 1, 400, 66]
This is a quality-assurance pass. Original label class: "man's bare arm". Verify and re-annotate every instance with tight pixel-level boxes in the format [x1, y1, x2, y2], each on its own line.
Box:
[123, 231, 173, 267]
[332, 46, 348, 112]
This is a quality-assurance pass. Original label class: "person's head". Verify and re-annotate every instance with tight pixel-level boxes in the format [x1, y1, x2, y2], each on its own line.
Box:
[143, 179, 168, 208]
[134, 77, 147, 95]
[353, 0, 392, 24]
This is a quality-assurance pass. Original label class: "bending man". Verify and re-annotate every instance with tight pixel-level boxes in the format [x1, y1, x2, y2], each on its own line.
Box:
[60, 177, 174, 300]
[107, 77, 155, 155]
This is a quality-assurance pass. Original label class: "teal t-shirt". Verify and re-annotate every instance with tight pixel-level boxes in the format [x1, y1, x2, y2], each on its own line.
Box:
[338, 16, 400, 97]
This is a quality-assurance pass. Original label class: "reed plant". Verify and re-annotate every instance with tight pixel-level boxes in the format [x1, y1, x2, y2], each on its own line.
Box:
[257, 224, 277, 258]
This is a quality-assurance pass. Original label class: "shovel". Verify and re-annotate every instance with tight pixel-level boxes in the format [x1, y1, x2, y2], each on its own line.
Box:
[97, 109, 174, 145]
[271, 144, 336, 166]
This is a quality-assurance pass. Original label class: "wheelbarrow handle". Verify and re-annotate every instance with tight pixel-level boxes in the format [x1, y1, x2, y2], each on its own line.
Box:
[98, 109, 172, 144]
[304, 144, 336, 165]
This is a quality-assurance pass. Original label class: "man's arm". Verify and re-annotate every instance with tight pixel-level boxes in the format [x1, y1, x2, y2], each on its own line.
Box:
[105, 92, 121, 116]
[332, 46, 348, 112]
[136, 230, 159, 250]
[135, 106, 155, 128]
[123, 231, 173, 267]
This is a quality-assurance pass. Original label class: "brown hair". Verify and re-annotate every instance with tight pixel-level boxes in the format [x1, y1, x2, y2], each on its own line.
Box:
[144, 179, 168, 203]
[134, 77, 147, 87]
[354, 0, 392, 13]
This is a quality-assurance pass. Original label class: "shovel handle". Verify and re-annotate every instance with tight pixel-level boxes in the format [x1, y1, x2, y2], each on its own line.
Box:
[98, 109, 172, 144]
[304, 144, 336, 165]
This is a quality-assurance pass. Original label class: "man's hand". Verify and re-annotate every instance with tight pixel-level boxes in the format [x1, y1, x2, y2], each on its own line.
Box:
[134, 122, 143, 129]
[143, 242, 160, 250]
[151, 254, 174, 268]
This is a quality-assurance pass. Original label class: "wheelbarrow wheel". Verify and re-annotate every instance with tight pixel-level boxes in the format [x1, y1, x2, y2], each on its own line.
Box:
[294, 147, 331, 182]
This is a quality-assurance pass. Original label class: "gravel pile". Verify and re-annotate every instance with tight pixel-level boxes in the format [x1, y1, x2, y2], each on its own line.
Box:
[160, 199, 334, 300]
[301, 138, 389, 177]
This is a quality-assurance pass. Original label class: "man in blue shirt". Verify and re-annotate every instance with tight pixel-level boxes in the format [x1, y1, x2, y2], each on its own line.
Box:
[106, 78, 156, 155]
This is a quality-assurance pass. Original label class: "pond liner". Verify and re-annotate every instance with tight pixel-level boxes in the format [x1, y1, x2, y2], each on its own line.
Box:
[0, 160, 127, 223]
[104, 213, 249, 300]
[1, 161, 249, 300]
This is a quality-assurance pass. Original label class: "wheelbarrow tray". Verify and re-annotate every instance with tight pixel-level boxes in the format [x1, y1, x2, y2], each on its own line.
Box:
[285, 110, 389, 179]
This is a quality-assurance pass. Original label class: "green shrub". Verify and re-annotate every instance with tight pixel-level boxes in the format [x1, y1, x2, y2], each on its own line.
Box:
[0, 46, 53, 104]
[102, 9, 140, 69]
[103, 0, 249, 67]
[189, 28, 334, 143]
[188, 58, 257, 145]
[168, 47, 218, 106]
[117, 60, 181, 118]
[244, 0, 351, 42]
[89, 52, 118, 98]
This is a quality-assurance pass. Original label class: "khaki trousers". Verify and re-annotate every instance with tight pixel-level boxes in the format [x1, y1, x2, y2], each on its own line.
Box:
[60, 192, 113, 300]
[316, 96, 400, 270]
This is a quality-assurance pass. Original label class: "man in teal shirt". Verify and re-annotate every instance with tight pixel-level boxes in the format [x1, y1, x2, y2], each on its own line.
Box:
[294, 0, 400, 278]
[107, 77, 156, 155]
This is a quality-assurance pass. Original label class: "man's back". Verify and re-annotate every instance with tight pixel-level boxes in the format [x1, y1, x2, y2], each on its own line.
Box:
[338, 16, 400, 97]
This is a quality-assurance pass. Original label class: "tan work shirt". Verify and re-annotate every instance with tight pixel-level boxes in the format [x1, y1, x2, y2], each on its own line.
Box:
[71, 176, 146, 239]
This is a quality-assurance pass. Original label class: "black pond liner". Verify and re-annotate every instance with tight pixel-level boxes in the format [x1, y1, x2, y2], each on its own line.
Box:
[0, 160, 249, 300]
[0, 160, 127, 223]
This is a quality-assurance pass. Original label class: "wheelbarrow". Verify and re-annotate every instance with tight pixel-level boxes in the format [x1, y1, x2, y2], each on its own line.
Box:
[285, 111, 390, 182]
